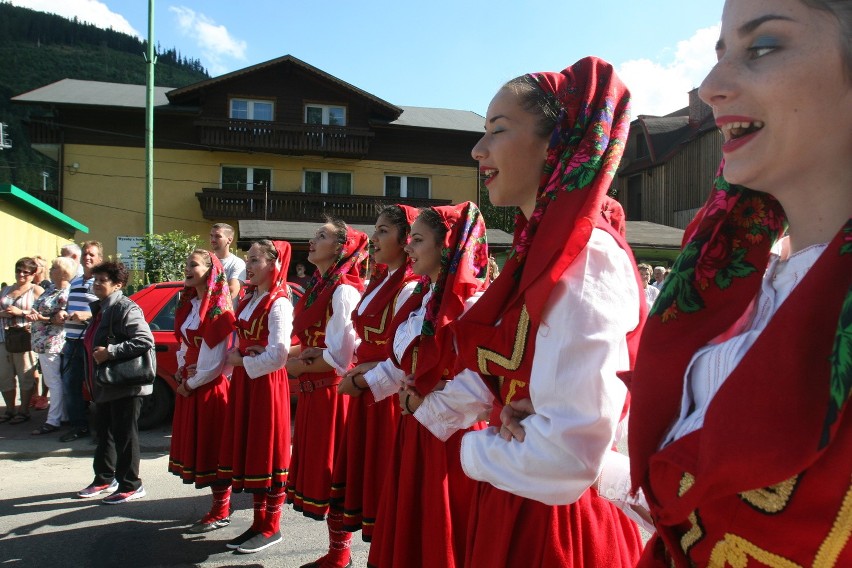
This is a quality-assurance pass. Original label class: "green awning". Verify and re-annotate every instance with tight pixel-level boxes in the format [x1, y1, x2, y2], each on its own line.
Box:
[0, 184, 88, 234]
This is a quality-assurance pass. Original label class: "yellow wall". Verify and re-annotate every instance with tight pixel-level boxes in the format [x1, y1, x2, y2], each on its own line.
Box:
[0, 203, 75, 284]
[61, 144, 478, 256]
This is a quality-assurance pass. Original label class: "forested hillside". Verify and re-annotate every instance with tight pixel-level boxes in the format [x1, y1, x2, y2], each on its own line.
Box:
[0, 2, 209, 192]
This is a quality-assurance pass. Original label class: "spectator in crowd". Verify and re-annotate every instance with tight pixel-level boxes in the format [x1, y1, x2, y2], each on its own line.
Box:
[652, 265, 666, 289]
[56, 240, 102, 442]
[60, 243, 84, 277]
[29, 257, 76, 434]
[637, 263, 660, 309]
[209, 223, 246, 302]
[0, 257, 44, 424]
[75, 261, 153, 503]
[32, 256, 51, 289]
[292, 262, 312, 291]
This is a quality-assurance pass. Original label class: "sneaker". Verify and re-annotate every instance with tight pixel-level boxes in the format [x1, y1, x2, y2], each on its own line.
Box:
[236, 531, 282, 554]
[186, 517, 230, 534]
[60, 428, 90, 442]
[76, 479, 119, 499]
[102, 486, 146, 504]
[225, 528, 260, 550]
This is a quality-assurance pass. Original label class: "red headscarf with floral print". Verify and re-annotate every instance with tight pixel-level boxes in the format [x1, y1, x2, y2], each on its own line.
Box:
[453, 57, 643, 389]
[236, 240, 292, 314]
[175, 251, 236, 347]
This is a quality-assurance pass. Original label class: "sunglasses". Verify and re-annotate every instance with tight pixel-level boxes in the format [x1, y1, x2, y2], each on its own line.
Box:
[15, 269, 34, 275]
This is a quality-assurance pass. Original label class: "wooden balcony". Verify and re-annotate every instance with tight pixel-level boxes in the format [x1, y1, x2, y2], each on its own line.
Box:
[195, 118, 374, 157]
[196, 188, 450, 224]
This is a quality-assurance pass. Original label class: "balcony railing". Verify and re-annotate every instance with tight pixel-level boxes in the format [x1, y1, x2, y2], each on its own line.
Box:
[196, 188, 450, 224]
[196, 119, 374, 157]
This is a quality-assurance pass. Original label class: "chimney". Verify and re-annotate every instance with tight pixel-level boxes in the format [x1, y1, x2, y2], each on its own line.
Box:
[688, 88, 713, 126]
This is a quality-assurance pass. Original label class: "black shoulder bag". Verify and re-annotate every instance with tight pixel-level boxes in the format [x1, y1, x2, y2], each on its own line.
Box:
[95, 302, 156, 387]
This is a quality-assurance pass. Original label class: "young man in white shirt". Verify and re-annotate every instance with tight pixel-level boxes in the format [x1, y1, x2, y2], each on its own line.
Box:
[209, 223, 246, 302]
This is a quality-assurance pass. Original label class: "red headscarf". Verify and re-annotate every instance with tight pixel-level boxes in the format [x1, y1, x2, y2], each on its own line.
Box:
[362, 204, 420, 296]
[453, 57, 643, 387]
[174, 252, 236, 347]
[237, 240, 293, 314]
[411, 201, 489, 396]
[293, 225, 368, 337]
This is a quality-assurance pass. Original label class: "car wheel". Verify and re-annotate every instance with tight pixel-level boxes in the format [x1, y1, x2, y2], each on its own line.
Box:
[139, 377, 174, 430]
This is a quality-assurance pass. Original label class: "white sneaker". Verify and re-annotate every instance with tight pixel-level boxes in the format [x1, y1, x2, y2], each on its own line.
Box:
[76, 479, 119, 498]
[102, 485, 146, 504]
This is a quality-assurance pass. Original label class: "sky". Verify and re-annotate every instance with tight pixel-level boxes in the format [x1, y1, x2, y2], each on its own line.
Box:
[10, 0, 726, 118]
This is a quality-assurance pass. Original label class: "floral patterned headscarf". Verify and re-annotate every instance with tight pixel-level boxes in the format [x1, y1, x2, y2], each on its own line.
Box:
[175, 252, 235, 347]
[453, 57, 640, 384]
[411, 201, 489, 395]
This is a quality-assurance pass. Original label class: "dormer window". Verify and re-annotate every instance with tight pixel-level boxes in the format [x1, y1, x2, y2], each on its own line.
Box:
[305, 104, 346, 126]
[230, 98, 274, 121]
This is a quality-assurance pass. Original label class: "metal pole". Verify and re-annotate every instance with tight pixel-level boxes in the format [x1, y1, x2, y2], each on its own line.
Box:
[144, 0, 156, 235]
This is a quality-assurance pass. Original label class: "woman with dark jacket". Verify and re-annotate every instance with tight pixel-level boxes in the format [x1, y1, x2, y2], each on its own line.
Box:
[74, 261, 154, 504]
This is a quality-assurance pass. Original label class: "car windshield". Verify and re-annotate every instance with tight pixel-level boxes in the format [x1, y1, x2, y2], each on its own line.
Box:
[149, 293, 179, 331]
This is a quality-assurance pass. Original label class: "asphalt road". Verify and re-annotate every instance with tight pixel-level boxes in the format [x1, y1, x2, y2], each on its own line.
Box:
[0, 406, 369, 568]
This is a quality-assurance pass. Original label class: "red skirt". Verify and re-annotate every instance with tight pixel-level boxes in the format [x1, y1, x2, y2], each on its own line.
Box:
[168, 375, 230, 488]
[286, 370, 349, 520]
[217, 366, 290, 492]
[330, 389, 400, 540]
[465, 482, 644, 567]
[368, 413, 485, 568]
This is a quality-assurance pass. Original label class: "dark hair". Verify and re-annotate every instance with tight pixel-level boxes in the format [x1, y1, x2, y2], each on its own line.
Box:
[800, 0, 852, 76]
[377, 205, 412, 245]
[14, 257, 38, 274]
[416, 208, 449, 245]
[91, 261, 129, 286]
[503, 75, 561, 138]
[212, 222, 235, 237]
[252, 240, 279, 261]
[322, 215, 348, 246]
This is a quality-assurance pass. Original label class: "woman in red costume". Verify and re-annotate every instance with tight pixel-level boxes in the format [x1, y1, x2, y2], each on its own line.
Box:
[298, 205, 420, 568]
[217, 239, 293, 554]
[407, 57, 646, 567]
[367, 201, 489, 568]
[626, 0, 852, 565]
[170, 249, 236, 534]
[286, 218, 368, 568]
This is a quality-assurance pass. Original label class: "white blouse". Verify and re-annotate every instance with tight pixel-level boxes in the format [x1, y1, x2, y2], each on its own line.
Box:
[319, 284, 362, 375]
[176, 298, 231, 390]
[663, 239, 826, 445]
[420, 228, 640, 506]
[238, 291, 292, 379]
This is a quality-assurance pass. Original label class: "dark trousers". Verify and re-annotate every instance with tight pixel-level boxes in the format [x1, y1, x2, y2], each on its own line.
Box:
[93, 396, 143, 492]
[60, 340, 87, 429]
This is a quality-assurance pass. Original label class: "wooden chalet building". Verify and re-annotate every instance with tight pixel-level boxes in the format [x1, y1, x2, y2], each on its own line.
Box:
[12, 55, 483, 258]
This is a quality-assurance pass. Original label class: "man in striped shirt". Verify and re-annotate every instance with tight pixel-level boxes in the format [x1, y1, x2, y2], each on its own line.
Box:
[55, 241, 102, 442]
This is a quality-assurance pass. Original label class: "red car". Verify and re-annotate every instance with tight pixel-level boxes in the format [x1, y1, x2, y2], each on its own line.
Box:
[131, 281, 304, 430]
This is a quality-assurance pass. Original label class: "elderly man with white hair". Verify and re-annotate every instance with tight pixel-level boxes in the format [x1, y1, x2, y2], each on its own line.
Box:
[60, 243, 83, 277]
[652, 265, 666, 290]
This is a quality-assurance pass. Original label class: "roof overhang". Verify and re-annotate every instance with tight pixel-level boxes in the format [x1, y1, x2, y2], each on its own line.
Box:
[0, 184, 88, 234]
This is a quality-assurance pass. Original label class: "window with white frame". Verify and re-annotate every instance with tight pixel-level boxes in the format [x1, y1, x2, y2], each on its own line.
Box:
[384, 175, 430, 199]
[304, 170, 352, 195]
[230, 99, 274, 121]
[221, 166, 272, 191]
[304, 104, 346, 126]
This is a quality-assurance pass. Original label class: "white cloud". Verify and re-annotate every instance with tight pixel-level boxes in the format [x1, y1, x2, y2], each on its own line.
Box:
[169, 6, 247, 76]
[9, 0, 141, 37]
[618, 24, 721, 117]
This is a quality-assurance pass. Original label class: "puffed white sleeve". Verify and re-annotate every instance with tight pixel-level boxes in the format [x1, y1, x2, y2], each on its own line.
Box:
[185, 336, 229, 389]
[460, 228, 640, 505]
[243, 296, 292, 379]
[321, 284, 361, 375]
[176, 340, 187, 370]
[414, 368, 494, 441]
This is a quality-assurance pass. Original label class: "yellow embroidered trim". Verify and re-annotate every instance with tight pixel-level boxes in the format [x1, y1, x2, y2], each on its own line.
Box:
[505, 379, 528, 405]
[476, 304, 530, 375]
[411, 347, 418, 374]
[362, 303, 391, 343]
[708, 534, 802, 568]
[193, 336, 203, 347]
[739, 475, 800, 514]
[681, 511, 705, 555]
[813, 476, 852, 567]
[679, 472, 696, 497]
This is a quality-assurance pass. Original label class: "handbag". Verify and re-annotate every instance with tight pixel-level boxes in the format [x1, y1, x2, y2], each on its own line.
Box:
[95, 303, 156, 388]
[4, 326, 32, 353]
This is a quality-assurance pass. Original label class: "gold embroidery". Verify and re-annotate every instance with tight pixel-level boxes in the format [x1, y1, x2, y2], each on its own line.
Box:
[193, 335, 203, 347]
[813, 476, 852, 567]
[411, 347, 418, 374]
[681, 511, 705, 555]
[505, 379, 527, 405]
[362, 303, 392, 343]
[708, 534, 802, 568]
[739, 475, 800, 514]
[476, 305, 530, 374]
[679, 472, 696, 497]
